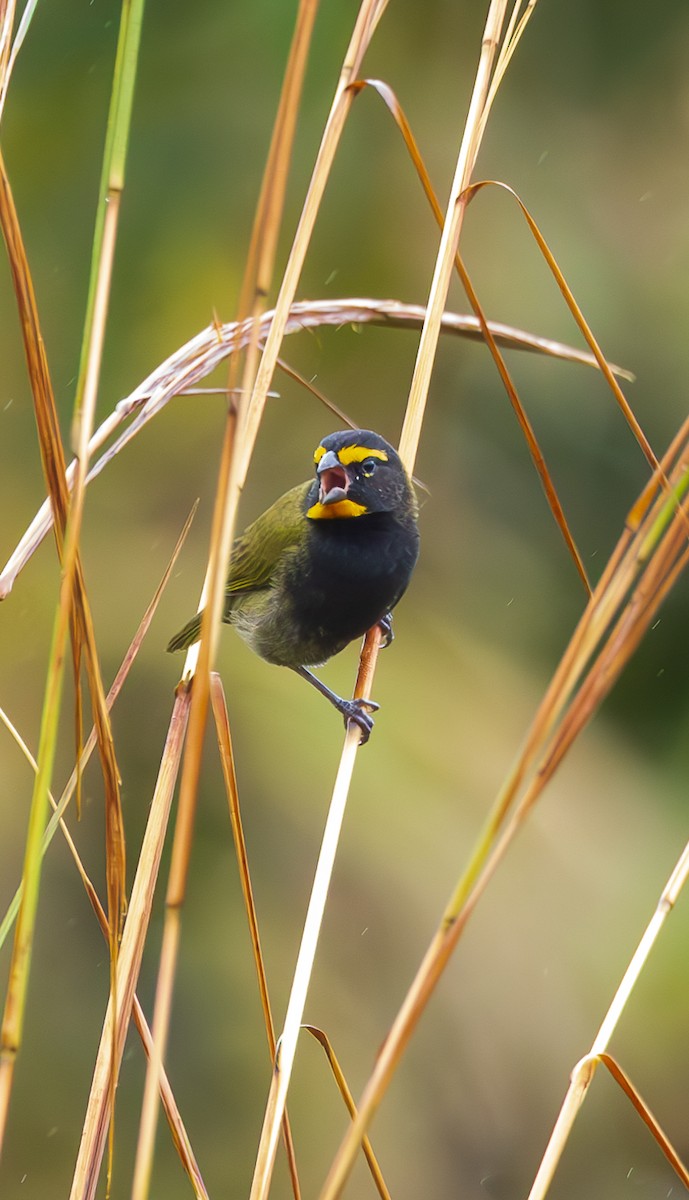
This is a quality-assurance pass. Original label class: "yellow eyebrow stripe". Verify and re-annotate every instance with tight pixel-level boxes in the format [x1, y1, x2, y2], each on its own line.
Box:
[336, 445, 388, 466]
[313, 443, 389, 466]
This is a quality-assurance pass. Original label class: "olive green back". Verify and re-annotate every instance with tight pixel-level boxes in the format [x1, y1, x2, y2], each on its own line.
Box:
[225, 480, 311, 595]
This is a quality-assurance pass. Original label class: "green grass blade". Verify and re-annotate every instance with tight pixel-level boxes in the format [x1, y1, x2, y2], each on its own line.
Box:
[71, 0, 146, 438]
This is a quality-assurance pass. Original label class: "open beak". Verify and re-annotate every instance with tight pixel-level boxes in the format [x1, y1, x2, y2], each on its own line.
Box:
[317, 450, 350, 505]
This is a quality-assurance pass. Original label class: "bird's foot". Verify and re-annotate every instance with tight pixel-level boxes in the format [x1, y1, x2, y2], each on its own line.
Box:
[293, 666, 380, 744]
[339, 696, 380, 745]
[377, 612, 394, 649]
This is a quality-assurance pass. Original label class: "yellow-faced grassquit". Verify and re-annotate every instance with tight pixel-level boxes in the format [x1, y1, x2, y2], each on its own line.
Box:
[167, 429, 420, 741]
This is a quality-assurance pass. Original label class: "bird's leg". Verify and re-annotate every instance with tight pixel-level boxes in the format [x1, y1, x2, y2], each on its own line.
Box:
[377, 612, 394, 648]
[293, 666, 379, 744]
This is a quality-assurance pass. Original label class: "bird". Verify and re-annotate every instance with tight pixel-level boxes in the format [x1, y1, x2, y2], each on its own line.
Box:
[167, 429, 420, 742]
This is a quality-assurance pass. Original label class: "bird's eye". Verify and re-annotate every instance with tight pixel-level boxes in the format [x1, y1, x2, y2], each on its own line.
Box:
[360, 457, 378, 476]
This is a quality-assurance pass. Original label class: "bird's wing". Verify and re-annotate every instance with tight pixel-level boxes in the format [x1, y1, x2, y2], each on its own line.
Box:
[226, 480, 312, 595]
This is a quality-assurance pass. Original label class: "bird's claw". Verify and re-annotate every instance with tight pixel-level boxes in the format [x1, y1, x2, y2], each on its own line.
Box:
[341, 696, 380, 745]
[377, 613, 394, 649]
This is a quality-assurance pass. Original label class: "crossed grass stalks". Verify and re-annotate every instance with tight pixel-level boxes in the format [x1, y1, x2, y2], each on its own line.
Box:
[1, 1, 689, 1198]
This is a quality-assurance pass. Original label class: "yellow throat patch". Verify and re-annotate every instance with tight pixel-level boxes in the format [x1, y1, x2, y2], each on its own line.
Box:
[307, 498, 367, 520]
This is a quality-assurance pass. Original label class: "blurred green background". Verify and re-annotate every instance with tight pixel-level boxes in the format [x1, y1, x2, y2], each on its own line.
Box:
[2, 2, 689, 1197]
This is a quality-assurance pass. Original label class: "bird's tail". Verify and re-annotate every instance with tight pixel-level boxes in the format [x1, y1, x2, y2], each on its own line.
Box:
[166, 612, 204, 653]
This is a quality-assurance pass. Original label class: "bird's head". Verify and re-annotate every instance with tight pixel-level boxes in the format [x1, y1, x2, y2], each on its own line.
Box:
[307, 430, 415, 522]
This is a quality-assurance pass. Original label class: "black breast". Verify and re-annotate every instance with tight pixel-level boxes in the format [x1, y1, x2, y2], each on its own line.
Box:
[283, 513, 419, 662]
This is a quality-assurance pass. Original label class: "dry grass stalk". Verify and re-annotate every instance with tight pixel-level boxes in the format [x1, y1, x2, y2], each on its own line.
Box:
[0, 707, 207, 1200]
[130, 3, 320, 1193]
[0, 297, 631, 603]
[232, 0, 320, 385]
[0, 0, 40, 124]
[69, 689, 191, 1200]
[210, 674, 301, 1200]
[466, 180, 659, 473]
[304, 1026, 391, 1200]
[0, 501, 197, 951]
[250, 722, 363, 1200]
[363, 76, 592, 590]
[234, 0, 389, 494]
[527, 820, 689, 1198]
[398, 0, 511, 469]
[594, 1055, 688, 1186]
[479, 0, 538, 142]
[0, 0, 16, 121]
